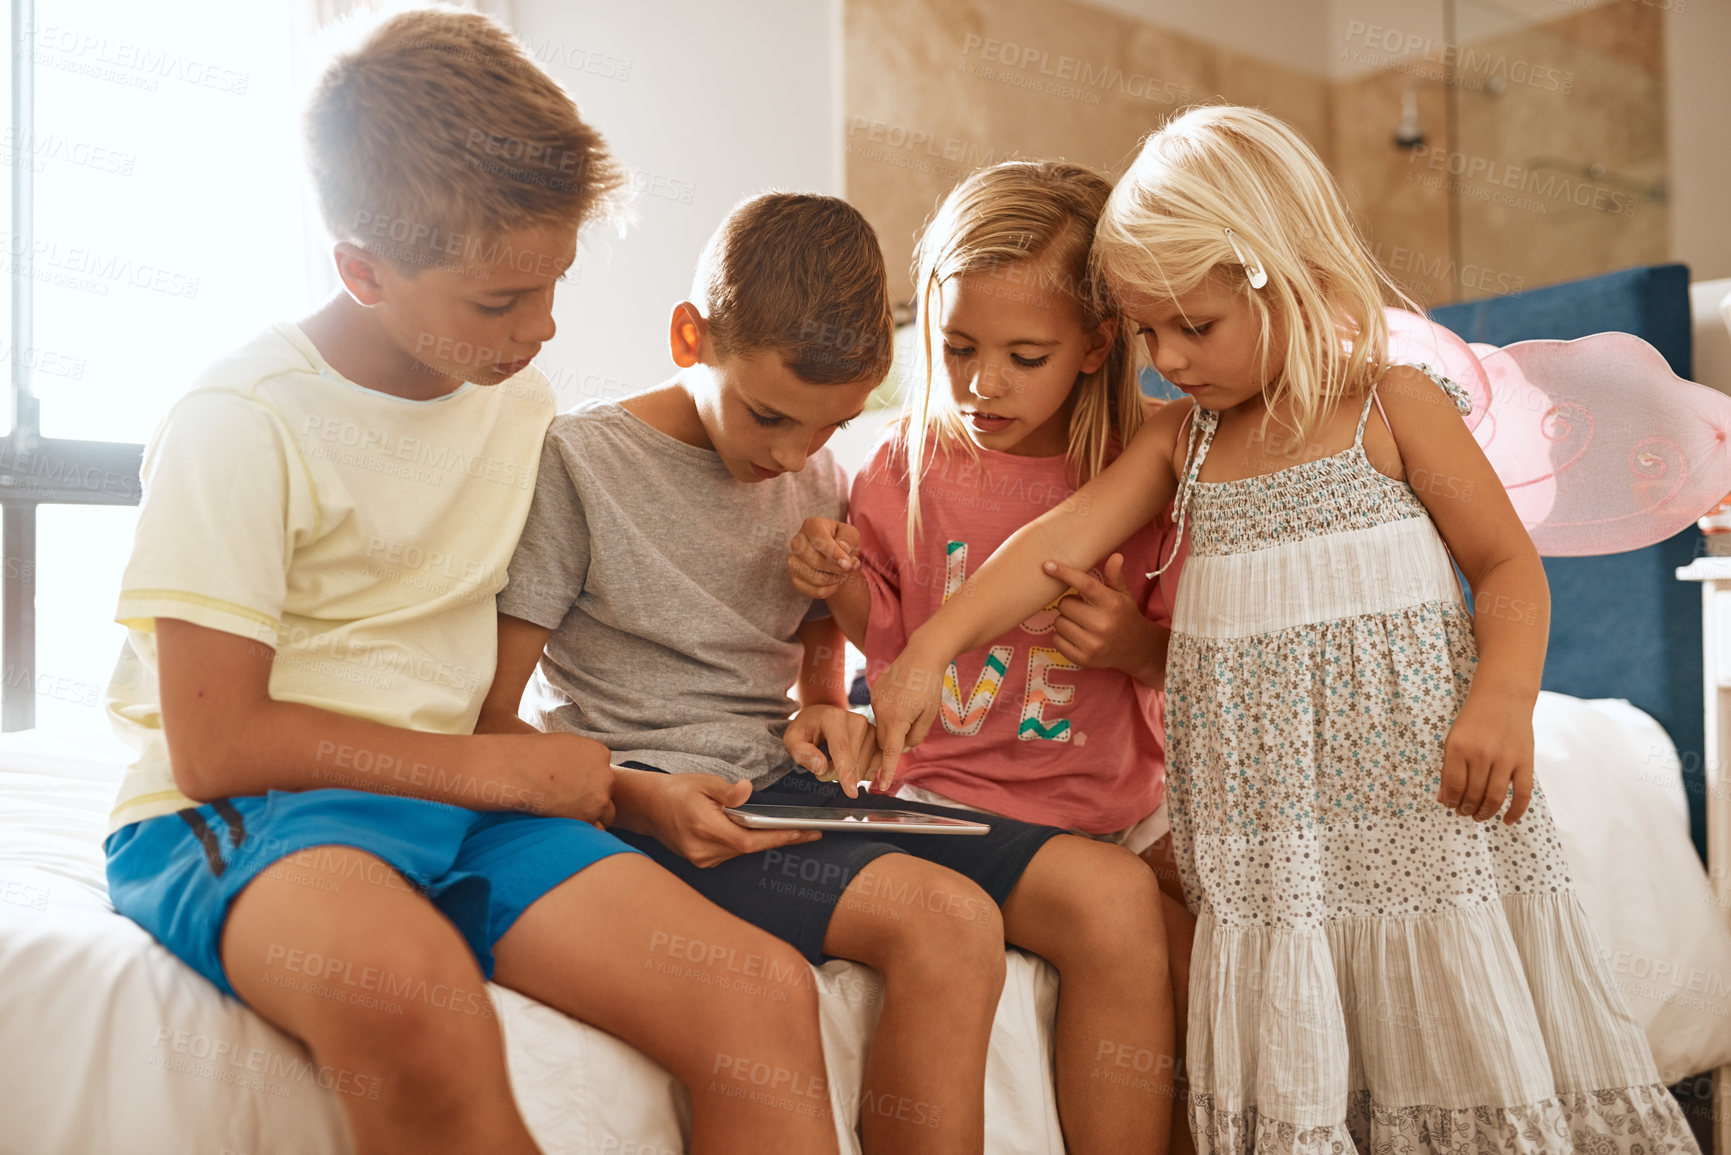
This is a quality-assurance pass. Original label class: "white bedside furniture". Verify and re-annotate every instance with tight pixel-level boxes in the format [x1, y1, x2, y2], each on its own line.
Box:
[1673, 556, 1731, 1154]
[1680, 279, 1731, 1154]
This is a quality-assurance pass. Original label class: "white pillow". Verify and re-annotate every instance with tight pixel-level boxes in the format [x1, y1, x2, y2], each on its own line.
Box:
[1532, 691, 1731, 1080]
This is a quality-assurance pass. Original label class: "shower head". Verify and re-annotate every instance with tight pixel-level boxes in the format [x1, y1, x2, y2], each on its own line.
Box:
[1395, 84, 1427, 149]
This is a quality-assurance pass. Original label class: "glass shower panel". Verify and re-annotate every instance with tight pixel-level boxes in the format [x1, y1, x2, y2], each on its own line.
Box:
[1445, 0, 1668, 300]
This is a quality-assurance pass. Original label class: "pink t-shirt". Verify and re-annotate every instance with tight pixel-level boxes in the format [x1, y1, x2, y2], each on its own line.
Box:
[852, 433, 1184, 834]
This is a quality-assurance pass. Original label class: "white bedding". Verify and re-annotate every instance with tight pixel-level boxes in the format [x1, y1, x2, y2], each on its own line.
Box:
[0, 742, 1062, 1155]
[3, 692, 1728, 1153]
[1530, 693, 1731, 1081]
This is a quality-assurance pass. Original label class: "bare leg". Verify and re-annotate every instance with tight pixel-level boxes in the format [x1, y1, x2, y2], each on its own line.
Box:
[822, 852, 1006, 1154]
[1002, 835, 1175, 1154]
[1144, 834, 1197, 1155]
[491, 854, 839, 1155]
[222, 846, 540, 1155]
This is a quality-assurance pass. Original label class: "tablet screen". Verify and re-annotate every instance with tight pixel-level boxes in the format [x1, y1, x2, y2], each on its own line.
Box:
[724, 804, 990, 833]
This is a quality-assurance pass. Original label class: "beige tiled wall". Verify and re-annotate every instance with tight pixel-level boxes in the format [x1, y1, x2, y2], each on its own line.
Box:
[1446, 3, 1668, 299]
[847, 0, 1668, 308]
[846, 0, 1329, 310]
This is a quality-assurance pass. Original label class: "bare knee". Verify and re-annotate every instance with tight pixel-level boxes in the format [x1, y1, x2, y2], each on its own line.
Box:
[674, 969, 839, 1127]
[1032, 841, 1170, 981]
[838, 859, 1006, 1002]
[276, 930, 500, 1098]
[218, 847, 516, 1121]
[1085, 846, 1167, 954]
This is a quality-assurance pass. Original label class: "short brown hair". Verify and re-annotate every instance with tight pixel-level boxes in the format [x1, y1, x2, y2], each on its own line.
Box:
[692, 193, 894, 385]
[305, 8, 624, 272]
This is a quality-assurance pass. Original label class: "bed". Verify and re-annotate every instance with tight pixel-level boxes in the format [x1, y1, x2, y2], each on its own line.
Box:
[2, 691, 1726, 1153]
[3, 265, 1729, 1153]
[0, 731, 1069, 1155]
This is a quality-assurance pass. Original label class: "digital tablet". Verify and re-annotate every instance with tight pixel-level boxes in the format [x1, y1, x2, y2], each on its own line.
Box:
[724, 804, 991, 835]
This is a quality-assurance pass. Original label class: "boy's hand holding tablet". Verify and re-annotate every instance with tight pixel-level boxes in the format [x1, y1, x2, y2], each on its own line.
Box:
[609, 769, 822, 869]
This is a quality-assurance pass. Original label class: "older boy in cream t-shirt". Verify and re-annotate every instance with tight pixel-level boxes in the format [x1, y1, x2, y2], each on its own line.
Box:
[101, 13, 840, 1155]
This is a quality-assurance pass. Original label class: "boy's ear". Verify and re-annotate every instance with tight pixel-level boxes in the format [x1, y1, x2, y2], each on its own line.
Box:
[1079, 316, 1118, 375]
[331, 242, 389, 308]
[668, 302, 709, 368]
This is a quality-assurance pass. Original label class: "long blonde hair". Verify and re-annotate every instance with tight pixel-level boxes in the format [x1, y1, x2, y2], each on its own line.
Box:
[1093, 105, 1416, 440]
[903, 161, 1141, 550]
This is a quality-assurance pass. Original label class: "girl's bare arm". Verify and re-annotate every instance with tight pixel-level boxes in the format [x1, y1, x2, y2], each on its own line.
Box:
[871, 399, 1191, 780]
[909, 399, 1190, 661]
[158, 617, 613, 823]
[795, 616, 850, 707]
[1376, 365, 1549, 822]
[1377, 366, 1548, 694]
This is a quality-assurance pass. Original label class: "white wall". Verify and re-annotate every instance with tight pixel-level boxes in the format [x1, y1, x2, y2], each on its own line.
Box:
[505, 0, 844, 406]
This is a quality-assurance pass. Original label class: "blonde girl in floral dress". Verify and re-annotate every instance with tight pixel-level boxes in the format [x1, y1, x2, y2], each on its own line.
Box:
[869, 105, 1699, 1154]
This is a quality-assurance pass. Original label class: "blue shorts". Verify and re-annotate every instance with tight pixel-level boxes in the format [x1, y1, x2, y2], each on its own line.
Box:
[104, 789, 641, 999]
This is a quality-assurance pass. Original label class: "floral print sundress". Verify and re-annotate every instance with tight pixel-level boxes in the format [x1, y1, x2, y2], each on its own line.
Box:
[1160, 370, 1700, 1154]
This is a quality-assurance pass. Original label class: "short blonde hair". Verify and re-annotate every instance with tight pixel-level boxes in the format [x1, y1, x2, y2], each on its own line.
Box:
[904, 161, 1139, 546]
[305, 7, 624, 272]
[692, 193, 894, 385]
[1094, 105, 1412, 439]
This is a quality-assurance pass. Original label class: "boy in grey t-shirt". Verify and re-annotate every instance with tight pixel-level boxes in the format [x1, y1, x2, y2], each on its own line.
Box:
[480, 194, 1174, 1153]
[501, 394, 849, 785]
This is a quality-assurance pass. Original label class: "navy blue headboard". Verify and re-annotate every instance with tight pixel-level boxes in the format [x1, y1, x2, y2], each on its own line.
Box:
[1431, 265, 1706, 863]
[1140, 264, 1707, 861]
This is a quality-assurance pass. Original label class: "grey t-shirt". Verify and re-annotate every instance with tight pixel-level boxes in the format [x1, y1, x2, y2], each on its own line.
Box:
[498, 400, 846, 786]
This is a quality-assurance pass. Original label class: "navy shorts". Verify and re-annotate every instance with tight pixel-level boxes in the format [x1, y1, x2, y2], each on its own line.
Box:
[613, 766, 1065, 964]
[105, 789, 642, 998]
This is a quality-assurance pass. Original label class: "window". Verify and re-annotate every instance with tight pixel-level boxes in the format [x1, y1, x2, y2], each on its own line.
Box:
[8, 0, 314, 734]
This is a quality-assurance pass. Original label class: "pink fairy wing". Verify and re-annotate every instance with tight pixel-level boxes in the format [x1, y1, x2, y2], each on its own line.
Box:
[1488, 333, 1731, 555]
[1465, 346, 1558, 533]
[1386, 309, 1731, 556]
[1384, 309, 1491, 429]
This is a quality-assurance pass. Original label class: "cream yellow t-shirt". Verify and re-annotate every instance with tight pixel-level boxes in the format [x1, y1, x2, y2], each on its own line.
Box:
[106, 323, 555, 834]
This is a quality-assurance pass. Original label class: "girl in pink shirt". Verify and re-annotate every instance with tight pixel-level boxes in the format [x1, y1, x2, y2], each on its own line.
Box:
[789, 159, 1198, 1153]
[794, 159, 1181, 845]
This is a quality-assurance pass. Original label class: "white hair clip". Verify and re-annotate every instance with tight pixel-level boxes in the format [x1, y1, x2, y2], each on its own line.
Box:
[1224, 227, 1268, 289]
